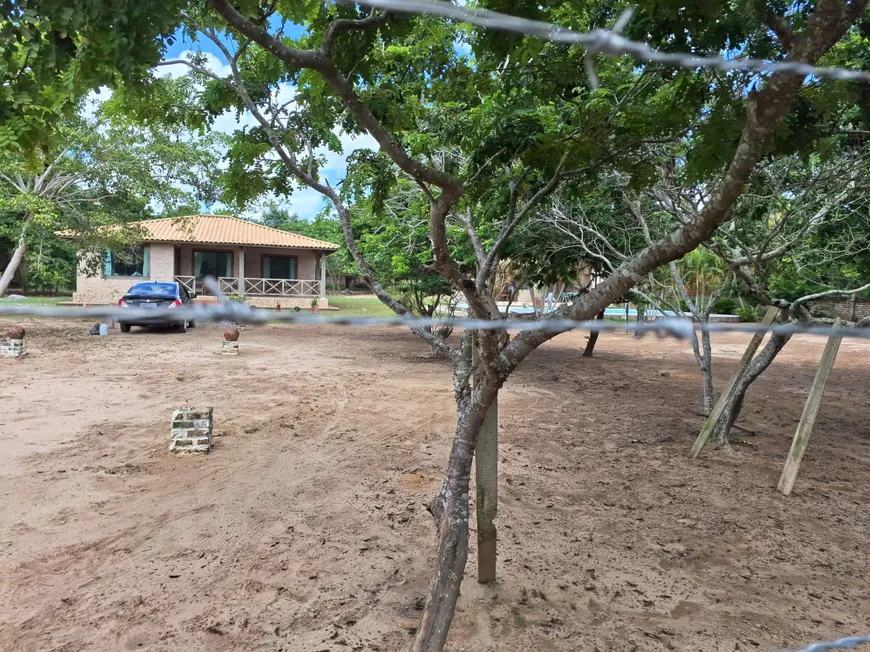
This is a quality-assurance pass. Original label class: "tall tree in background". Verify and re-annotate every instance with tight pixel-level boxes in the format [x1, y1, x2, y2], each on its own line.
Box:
[0, 105, 221, 295]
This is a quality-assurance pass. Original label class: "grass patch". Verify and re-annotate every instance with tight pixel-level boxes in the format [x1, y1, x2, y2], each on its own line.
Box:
[0, 295, 73, 306]
[326, 295, 395, 318]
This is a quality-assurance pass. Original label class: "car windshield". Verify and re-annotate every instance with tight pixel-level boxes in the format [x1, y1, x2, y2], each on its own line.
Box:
[127, 282, 177, 297]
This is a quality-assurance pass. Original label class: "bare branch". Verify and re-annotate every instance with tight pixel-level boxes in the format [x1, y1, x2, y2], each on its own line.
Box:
[794, 281, 870, 307]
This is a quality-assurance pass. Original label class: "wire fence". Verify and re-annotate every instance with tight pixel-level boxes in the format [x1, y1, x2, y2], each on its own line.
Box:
[2, 298, 870, 341]
[788, 634, 870, 652]
[343, 0, 870, 84]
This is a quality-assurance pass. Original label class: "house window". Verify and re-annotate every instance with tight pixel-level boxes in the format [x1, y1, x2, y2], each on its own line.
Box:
[105, 246, 149, 277]
[263, 255, 297, 280]
[194, 251, 233, 278]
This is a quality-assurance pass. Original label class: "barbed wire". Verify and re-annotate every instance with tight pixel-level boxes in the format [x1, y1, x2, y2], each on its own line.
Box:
[341, 0, 870, 85]
[787, 633, 870, 652]
[2, 300, 870, 341]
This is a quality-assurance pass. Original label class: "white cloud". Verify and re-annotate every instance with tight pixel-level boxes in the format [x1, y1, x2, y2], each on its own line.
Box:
[153, 50, 233, 80]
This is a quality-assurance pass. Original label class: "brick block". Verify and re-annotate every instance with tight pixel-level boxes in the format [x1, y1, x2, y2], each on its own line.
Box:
[1, 338, 27, 358]
[170, 407, 213, 453]
[222, 341, 239, 356]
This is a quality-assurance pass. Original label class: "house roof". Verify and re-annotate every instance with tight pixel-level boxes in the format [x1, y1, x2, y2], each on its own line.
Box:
[61, 214, 341, 252]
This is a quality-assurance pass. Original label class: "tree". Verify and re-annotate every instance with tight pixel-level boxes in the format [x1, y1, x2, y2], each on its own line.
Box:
[0, 105, 221, 295]
[698, 152, 870, 447]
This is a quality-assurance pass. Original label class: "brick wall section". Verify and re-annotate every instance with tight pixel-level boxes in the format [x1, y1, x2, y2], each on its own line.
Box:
[1, 338, 26, 358]
[810, 296, 870, 322]
[73, 243, 175, 304]
[170, 407, 213, 453]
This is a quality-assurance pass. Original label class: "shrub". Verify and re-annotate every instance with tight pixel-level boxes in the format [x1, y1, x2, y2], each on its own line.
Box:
[712, 297, 738, 315]
[735, 304, 763, 322]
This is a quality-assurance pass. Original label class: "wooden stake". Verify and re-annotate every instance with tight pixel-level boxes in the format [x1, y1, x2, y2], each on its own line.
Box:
[471, 332, 498, 583]
[777, 320, 843, 496]
[690, 305, 780, 458]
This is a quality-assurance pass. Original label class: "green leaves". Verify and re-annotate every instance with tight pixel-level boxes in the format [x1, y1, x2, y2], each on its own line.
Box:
[1, 0, 186, 156]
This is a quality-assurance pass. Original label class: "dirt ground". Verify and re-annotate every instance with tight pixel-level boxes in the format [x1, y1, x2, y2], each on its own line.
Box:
[1, 317, 868, 652]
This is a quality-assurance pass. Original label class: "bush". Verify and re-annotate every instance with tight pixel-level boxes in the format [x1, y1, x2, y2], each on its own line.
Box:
[735, 304, 763, 322]
[712, 297, 738, 315]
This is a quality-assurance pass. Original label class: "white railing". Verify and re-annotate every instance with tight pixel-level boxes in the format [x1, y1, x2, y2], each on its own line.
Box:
[175, 275, 196, 294]
[174, 276, 323, 297]
[218, 277, 239, 295]
[245, 278, 322, 296]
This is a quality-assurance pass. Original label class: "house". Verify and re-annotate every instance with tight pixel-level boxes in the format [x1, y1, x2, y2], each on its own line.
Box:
[62, 214, 340, 308]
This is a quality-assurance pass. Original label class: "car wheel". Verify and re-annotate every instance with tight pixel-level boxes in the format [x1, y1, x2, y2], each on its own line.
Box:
[120, 323, 131, 333]
[176, 320, 188, 333]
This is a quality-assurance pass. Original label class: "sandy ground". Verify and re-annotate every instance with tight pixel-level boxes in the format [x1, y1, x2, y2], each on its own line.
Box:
[0, 317, 868, 652]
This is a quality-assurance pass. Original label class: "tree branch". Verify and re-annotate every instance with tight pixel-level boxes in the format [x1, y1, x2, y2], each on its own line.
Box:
[322, 10, 391, 56]
[793, 281, 870, 308]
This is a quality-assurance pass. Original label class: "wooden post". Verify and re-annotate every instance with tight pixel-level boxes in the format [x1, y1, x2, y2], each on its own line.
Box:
[238, 247, 246, 297]
[320, 253, 327, 298]
[777, 320, 843, 496]
[689, 305, 780, 458]
[471, 332, 498, 583]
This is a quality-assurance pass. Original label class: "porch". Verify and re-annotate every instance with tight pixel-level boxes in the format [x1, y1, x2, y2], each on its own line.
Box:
[172, 243, 328, 300]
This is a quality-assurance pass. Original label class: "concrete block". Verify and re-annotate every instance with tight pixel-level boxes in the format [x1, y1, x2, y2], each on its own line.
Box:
[1, 338, 27, 358]
[222, 341, 239, 356]
[170, 407, 213, 453]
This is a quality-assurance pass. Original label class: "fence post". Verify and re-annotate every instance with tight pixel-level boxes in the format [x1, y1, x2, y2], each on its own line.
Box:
[777, 319, 843, 496]
[690, 305, 780, 458]
[471, 332, 498, 584]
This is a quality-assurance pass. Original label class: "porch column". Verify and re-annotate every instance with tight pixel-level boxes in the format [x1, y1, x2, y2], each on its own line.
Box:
[320, 252, 327, 298]
[239, 247, 246, 297]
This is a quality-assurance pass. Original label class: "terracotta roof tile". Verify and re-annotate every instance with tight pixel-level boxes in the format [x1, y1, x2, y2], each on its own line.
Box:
[62, 214, 340, 251]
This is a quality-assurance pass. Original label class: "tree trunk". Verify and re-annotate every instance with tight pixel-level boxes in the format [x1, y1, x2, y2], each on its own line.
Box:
[0, 227, 28, 296]
[709, 332, 791, 446]
[413, 377, 499, 652]
[699, 329, 714, 415]
[583, 310, 606, 357]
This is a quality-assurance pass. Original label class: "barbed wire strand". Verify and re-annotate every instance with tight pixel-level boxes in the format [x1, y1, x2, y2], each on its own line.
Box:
[787, 633, 870, 652]
[2, 299, 870, 340]
[338, 0, 870, 84]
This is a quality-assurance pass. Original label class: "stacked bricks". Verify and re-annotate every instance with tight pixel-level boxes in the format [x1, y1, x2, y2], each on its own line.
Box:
[222, 340, 239, 355]
[170, 407, 213, 453]
[1, 330, 26, 358]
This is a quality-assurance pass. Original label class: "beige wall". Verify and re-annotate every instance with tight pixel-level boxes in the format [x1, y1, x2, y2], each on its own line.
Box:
[72, 243, 175, 304]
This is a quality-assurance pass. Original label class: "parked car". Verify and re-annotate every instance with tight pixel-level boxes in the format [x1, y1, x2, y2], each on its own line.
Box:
[117, 281, 195, 333]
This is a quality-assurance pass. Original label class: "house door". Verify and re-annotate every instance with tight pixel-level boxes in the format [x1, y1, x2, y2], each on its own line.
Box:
[194, 251, 233, 279]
